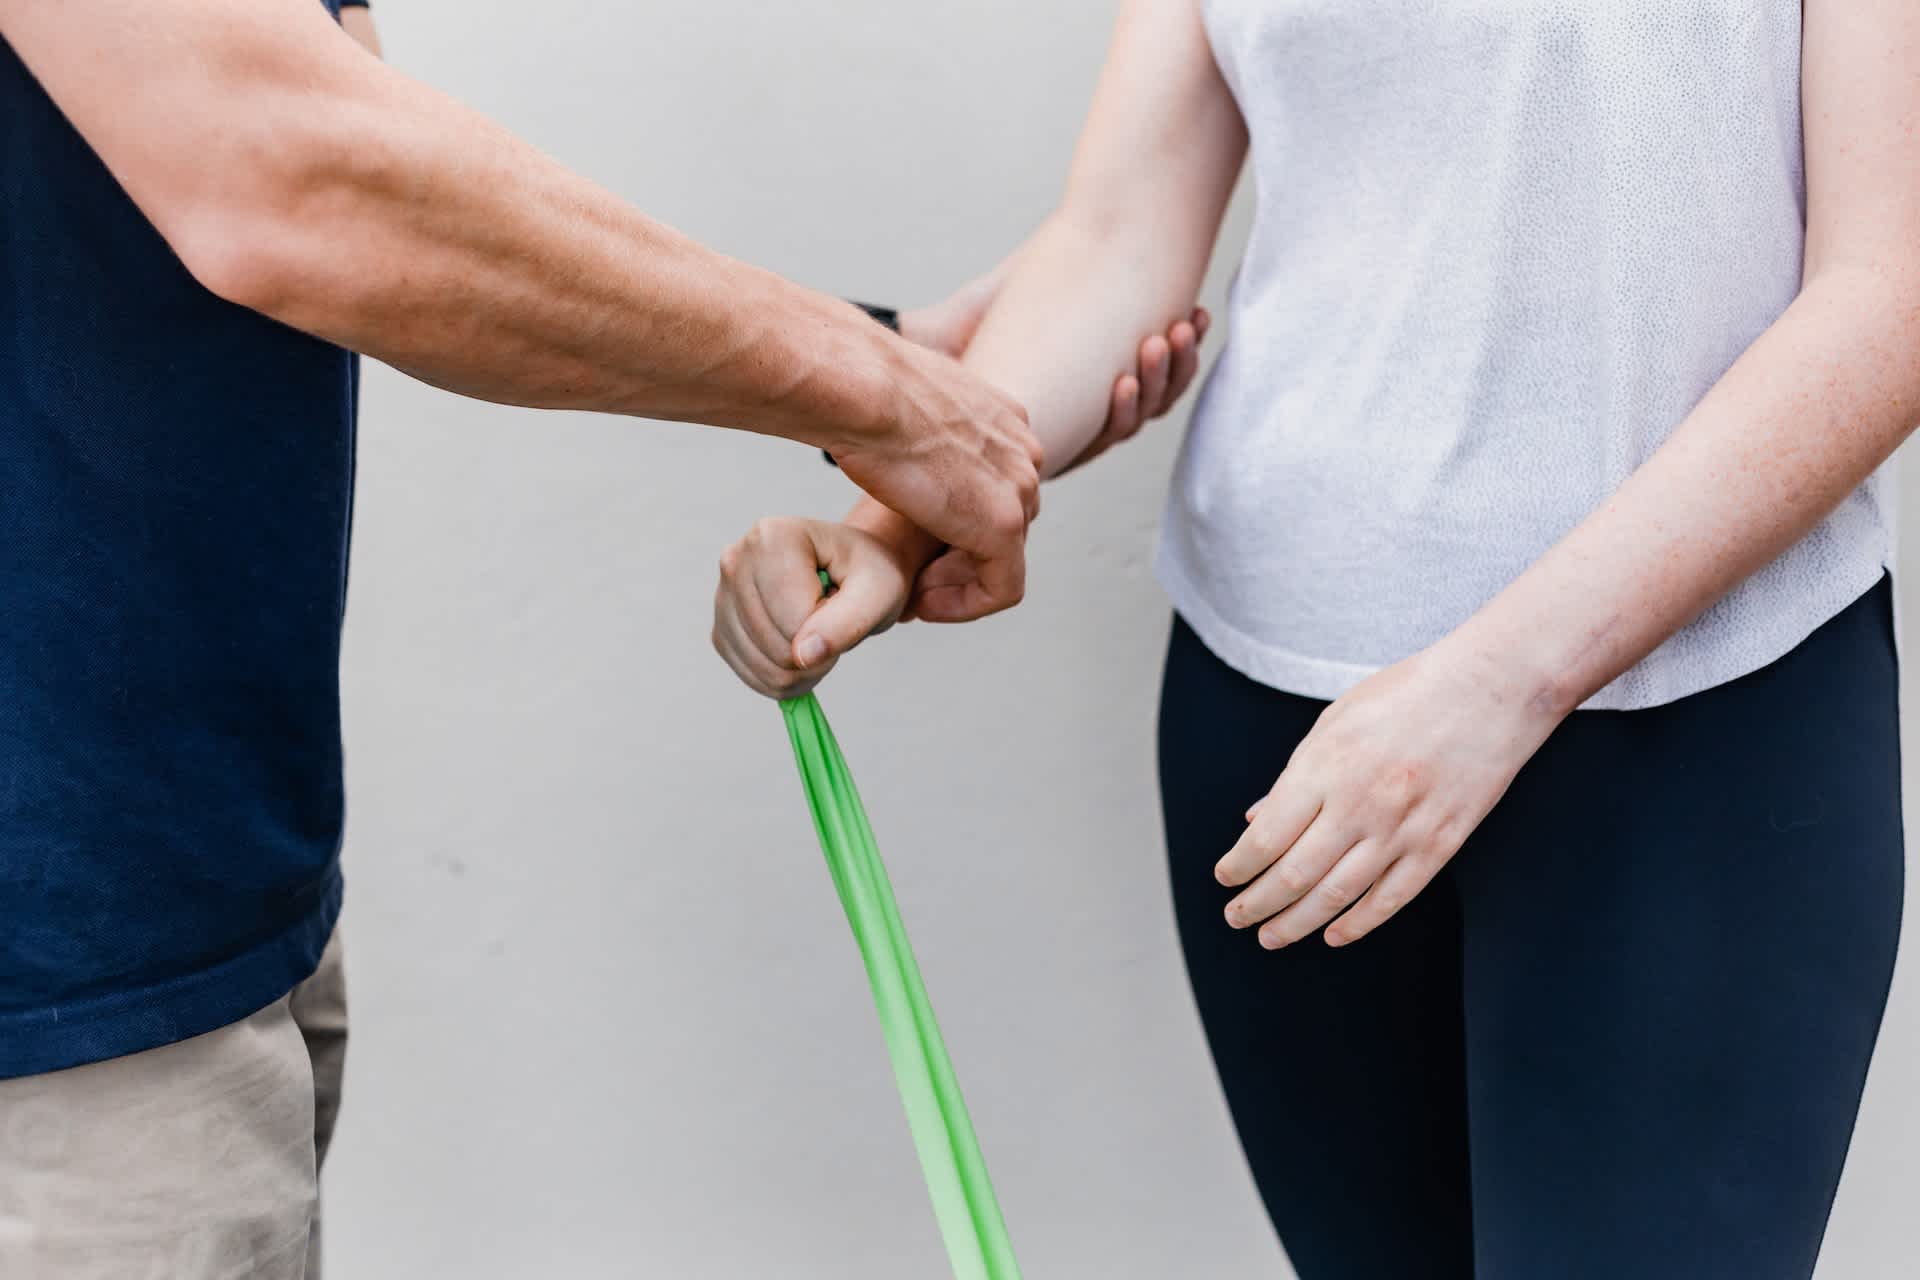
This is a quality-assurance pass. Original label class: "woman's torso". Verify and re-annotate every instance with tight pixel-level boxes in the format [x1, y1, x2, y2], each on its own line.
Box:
[1160, 0, 1890, 709]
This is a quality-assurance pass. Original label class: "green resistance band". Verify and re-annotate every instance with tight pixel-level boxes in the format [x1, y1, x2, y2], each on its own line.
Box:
[780, 689, 1022, 1280]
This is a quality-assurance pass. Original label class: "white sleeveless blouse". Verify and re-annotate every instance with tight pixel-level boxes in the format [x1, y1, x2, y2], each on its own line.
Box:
[1157, 0, 1891, 709]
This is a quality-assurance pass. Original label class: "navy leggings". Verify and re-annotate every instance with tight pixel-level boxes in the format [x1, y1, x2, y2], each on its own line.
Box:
[1158, 579, 1903, 1279]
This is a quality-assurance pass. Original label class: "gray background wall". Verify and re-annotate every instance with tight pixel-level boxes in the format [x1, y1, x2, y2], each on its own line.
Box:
[327, 2, 1920, 1275]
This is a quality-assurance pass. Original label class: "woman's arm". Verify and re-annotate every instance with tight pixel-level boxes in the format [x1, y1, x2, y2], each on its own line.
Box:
[710, 0, 1246, 691]
[960, 0, 1244, 476]
[898, 254, 1213, 467]
[1217, 0, 1920, 950]
[1443, 0, 1920, 717]
[846, 0, 1248, 621]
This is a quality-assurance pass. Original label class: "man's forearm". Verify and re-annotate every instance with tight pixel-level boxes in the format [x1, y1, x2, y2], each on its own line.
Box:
[1, 0, 902, 451]
[209, 49, 911, 449]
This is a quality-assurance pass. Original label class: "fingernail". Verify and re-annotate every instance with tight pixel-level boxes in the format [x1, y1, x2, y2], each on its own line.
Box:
[795, 634, 827, 666]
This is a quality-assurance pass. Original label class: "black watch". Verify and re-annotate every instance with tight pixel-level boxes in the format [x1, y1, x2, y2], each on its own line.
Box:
[852, 301, 901, 333]
[822, 302, 901, 468]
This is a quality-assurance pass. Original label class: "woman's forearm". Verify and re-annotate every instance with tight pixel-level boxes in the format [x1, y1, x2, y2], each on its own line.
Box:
[1452, 268, 1920, 716]
[844, 205, 1220, 564]
[843, 0, 1247, 557]
[953, 0, 1247, 479]
[959, 210, 1212, 479]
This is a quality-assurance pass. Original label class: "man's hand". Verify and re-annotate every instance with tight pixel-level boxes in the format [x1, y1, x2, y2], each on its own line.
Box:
[871, 284, 1213, 623]
[825, 333, 1043, 619]
[330, 2, 1040, 613]
[849, 262, 1209, 620]
[857, 290, 1211, 624]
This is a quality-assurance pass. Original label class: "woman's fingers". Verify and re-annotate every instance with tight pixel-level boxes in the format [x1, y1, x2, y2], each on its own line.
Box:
[1217, 779, 1318, 887]
[1162, 318, 1200, 409]
[1136, 335, 1172, 421]
[1224, 808, 1351, 927]
[1257, 841, 1396, 949]
[1323, 853, 1437, 947]
[1107, 374, 1143, 444]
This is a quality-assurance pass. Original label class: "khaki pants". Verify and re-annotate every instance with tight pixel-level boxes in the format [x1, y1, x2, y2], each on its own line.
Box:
[0, 926, 348, 1279]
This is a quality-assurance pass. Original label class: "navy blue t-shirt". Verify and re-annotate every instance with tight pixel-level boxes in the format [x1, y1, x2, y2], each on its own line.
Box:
[0, 0, 363, 1077]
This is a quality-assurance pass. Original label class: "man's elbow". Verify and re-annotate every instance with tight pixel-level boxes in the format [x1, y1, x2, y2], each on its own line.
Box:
[169, 207, 299, 316]
[161, 121, 369, 323]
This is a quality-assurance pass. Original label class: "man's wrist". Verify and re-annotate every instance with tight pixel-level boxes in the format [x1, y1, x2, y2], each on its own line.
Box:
[745, 286, 906, 454]
[815, 302, 902, 468]
[849, 301, 900, 333]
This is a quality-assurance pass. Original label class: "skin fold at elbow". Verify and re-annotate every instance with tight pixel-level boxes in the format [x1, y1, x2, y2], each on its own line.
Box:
[162, 114, 382, 329]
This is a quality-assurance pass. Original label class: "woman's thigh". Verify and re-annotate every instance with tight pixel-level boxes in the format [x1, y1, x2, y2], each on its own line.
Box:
[1159, 616, 1475, 1280]
[1455, 580, 1904, 1280]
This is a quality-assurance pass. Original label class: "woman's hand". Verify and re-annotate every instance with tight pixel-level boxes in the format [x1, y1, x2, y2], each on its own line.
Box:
[1215, 638, 1567, 948]
[711, 517, 915, 700]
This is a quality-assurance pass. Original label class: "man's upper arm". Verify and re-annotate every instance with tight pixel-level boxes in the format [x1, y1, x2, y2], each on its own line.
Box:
[0, 0, 373, 283]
